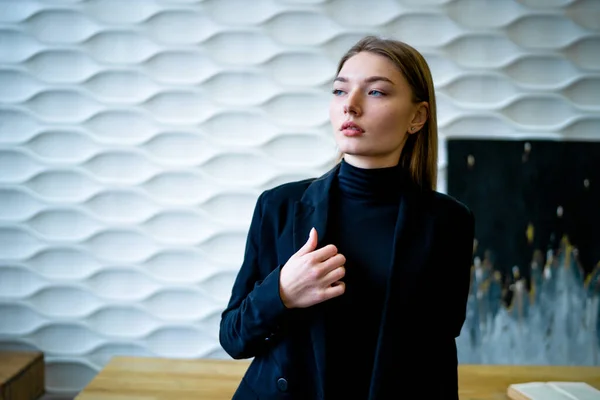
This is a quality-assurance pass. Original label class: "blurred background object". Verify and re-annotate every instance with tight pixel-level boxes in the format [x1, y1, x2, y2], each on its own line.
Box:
[448, 139, 600, 365]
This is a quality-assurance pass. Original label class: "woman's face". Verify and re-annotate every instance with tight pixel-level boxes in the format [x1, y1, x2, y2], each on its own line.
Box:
[329, 51, 427, 169]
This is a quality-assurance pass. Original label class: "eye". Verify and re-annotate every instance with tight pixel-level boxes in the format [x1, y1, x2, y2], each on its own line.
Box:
[368, 90, 385, 97]
[332, 89, 345, 96]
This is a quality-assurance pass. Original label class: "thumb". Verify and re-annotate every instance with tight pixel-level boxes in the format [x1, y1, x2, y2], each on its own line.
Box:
[296, 227, 318, 256]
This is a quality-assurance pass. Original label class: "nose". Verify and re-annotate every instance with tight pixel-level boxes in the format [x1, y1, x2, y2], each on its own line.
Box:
[343, 91, 362, 116]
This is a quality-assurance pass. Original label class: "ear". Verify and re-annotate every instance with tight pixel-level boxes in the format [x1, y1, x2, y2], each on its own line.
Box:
[408, 101, 429, 134]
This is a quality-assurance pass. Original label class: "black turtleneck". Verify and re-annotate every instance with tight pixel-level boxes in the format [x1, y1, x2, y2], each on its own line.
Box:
[324, 159, 404, 399]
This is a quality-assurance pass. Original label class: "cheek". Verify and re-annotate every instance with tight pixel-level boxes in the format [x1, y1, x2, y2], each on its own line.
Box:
[376, 107, 411, 131]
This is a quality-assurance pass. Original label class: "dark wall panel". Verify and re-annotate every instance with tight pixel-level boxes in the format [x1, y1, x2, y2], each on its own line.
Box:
[447, 139, 600, 282]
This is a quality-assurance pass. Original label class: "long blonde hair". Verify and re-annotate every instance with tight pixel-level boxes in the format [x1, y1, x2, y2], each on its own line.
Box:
[335, 35, 438, 191]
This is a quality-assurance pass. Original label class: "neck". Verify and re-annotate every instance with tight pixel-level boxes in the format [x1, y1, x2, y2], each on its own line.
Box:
[342, 154, 401, 169]
[336, 159, 405, 202]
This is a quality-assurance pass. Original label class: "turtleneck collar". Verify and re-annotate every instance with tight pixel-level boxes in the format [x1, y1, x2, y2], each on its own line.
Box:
[336, 158, 406, 202]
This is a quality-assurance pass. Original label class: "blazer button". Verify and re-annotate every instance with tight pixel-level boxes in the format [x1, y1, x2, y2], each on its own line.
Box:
[276, 377, 288, 392]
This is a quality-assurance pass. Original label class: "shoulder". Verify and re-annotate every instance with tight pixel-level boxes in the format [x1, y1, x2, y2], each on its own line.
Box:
[257, 177, 316, 210]
[429, 190, 474, 224]
[257, 164, 339, 209]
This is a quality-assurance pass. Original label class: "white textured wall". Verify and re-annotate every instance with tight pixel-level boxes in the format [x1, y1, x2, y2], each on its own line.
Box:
[0, 0, 599, 395]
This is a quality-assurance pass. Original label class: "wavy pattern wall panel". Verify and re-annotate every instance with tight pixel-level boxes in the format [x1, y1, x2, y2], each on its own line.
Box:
[0, 0, 599, 395]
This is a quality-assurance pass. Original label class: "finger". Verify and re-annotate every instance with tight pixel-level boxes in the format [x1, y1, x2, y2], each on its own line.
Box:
[322, 265, 345, 286]
[324, 281, 345, 300]
[320, 253, 346, 274]
[295, 227, 318, 257]
[310, 244, 338, 262]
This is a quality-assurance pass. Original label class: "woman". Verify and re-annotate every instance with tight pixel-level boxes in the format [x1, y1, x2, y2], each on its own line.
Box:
[219, 35, 475, 400]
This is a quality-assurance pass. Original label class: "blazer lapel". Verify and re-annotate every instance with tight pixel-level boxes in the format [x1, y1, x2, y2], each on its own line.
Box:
[389, 185, 435, 278]
[369, 185, 435, 399]
[293, 164, 340, 251]
[293, 195, 330, 255]
[292, 163, 340, 399]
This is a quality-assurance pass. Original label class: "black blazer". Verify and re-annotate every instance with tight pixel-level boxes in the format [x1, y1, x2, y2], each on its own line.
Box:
[219, 163, 475, 400]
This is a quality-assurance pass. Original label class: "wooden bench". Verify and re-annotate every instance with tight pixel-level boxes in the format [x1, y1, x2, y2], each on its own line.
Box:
[0, 351, 45, 400]
[75, 356, 600, 400]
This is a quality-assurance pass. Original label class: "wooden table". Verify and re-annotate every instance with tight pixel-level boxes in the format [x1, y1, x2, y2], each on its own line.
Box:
[76, 357, 600, 400]
[0, 351, 45, 400]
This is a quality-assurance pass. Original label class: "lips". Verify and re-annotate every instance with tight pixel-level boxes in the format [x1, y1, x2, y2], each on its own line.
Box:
[340, 121, 364, 135]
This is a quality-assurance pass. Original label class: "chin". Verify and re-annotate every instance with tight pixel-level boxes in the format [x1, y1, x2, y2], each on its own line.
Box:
[335, 137, 364, 153]
[337, 143, 371, 157]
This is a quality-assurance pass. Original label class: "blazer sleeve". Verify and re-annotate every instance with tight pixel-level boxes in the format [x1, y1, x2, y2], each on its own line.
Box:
[445, 206, 475, 338]
[219, 191, 288, 359]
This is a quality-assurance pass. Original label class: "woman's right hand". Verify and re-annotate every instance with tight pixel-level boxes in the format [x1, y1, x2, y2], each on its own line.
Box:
[279, 227, 346, 309]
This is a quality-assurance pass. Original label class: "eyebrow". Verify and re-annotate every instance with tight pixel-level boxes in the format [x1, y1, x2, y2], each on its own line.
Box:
[334, 76, 395, 85]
